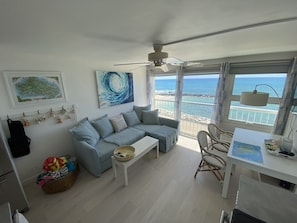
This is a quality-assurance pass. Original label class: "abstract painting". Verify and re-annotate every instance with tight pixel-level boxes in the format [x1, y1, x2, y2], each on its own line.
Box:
[3, 71, 67, 108]
[95, 71, 134, 108]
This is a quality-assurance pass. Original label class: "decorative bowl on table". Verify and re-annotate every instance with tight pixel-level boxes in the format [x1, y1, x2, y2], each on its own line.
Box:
[264, 139, 280, 152]
[114, 145, 135, 162]
[265, 139, 296, 158]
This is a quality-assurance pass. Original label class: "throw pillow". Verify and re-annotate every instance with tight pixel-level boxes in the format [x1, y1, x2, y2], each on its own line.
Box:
[110, 114, 128, 132]
[142, 109, 160, 125]
[79, 117, 100, 139]
[69, 118, 99, 146]
[91, 114, 114, 138]
[122, 111, 141, 126]
[133, 104, 151, 121]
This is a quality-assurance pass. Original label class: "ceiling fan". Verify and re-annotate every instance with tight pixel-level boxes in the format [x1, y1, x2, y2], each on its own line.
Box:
[114, 16, 297, 70]
[114, 44, 186, 69]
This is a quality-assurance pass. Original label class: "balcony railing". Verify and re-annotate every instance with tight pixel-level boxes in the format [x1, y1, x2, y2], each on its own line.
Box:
[154, 98, 278, 138]
[228, 105, 277, 125]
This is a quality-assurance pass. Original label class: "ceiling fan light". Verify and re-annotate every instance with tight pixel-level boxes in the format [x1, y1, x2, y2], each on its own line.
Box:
[148, 51, 168, 62]
[154, 61, 163, 66]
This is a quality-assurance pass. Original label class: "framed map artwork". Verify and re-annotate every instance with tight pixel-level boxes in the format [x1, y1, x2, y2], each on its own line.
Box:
[3, 71, 67, 108]
[95, 71, 134, 108]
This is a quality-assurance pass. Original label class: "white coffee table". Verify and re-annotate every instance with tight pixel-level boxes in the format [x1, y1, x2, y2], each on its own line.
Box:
[111, 136, 159, 186]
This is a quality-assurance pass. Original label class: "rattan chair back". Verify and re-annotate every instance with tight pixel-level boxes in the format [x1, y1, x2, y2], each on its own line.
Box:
[194, 130, 227, 182]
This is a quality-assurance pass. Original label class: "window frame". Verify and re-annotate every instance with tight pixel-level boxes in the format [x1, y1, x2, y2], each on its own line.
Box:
[222, 60, 290, 131]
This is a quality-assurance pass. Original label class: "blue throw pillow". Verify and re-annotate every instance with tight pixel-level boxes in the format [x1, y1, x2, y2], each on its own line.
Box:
[142, 109, 160, 125]
[91, 114, 114, 138]
[80, 118, 100, 138]
[69, 118, 99, 146]
[133, 105, 151, 121]
[122, 111, 141, 126]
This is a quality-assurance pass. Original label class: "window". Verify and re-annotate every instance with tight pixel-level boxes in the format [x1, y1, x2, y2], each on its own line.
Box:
[154, 75, 177, 119]
[229, 73, 286, 126]
[180, 74, 219, 137]
[154, 73, 219, 138]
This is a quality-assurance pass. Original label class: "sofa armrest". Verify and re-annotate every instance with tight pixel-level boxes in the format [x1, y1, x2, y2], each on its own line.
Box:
[159, 117, 179, 129]
[71, 138, 102, 177]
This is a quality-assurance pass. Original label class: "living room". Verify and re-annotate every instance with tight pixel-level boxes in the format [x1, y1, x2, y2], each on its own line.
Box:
[1, 1, 297, 222]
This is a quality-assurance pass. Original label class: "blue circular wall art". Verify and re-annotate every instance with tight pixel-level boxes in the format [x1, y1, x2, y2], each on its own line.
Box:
[96, 71, 134, 108]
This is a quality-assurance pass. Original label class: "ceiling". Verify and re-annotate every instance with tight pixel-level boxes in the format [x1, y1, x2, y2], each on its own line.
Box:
[1, 0, 297, 69]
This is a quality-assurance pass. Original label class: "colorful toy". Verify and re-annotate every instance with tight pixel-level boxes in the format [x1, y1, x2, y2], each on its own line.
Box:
[37, 156, 78, 190]
[43, 156, 67, 172]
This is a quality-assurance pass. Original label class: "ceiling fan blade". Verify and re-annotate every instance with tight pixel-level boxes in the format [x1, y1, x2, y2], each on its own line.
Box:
[183, 61, 203, 67]
[164, 57, 184, 65]
[114, 62, 152, 66]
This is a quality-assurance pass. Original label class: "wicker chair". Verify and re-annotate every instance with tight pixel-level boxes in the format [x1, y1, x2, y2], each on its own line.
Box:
[208, 123, 233, 153]
[194, 130, 227, 182]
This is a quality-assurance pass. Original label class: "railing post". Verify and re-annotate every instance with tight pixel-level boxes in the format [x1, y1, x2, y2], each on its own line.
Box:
[175, 66, 183, 121]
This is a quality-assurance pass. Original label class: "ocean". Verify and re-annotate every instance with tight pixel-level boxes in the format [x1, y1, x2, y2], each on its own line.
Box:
[155, 75, 286, 123]
[156, 76, 285, 98]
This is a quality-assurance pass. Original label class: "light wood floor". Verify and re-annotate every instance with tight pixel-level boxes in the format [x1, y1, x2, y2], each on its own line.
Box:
[22, 136, 260, 223]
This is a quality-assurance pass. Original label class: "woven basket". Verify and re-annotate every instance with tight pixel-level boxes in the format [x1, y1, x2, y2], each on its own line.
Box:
[42, 162, 79, 194]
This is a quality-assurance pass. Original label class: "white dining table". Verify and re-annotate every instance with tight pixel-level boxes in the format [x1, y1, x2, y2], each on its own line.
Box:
[222, 127, 297, 198]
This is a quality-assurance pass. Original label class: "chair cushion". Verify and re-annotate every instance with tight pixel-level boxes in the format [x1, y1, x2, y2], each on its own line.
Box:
[204, 150, 227, 169]
[69, 118, 100, 146]
[133, 104, 151, 121]
[204, 155, 225, 169]
[91, 114, 114, 138]
[110, 114, 128, 132]
[122, 111, 141, 126]
[142, 109, 160, 125]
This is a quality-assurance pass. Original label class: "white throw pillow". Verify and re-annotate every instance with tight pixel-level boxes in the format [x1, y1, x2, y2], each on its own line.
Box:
[110, 114, 128, 132]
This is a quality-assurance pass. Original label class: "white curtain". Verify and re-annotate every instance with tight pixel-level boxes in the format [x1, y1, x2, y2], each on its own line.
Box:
[213, 62, 230, 125]
[273, 57, 297, 135]
[146, 67, 154, 108]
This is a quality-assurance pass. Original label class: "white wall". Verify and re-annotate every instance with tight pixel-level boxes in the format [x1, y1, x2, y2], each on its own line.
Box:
[0, 49, 147, 184]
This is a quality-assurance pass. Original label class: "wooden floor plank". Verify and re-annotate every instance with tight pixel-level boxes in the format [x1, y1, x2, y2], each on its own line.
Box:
[23, 136, 257, 223]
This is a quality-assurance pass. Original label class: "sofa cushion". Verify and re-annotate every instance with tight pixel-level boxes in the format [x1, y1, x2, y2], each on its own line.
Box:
[133, 124, 163, 133]
[142, 109, 160, 125]
[91, 114, 114, 138]
[104, 127, 145, 146]
[146, 126, 178, 153]
[94, 139, 118, 162]
[69, 118, 100, 146]
[122, 111, 141, 126]
[133, 104, 151, 121]
[110, 114, 128, 132]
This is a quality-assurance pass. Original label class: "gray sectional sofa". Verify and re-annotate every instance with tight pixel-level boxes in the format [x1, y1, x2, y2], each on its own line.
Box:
[69, 105, 179, 177]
